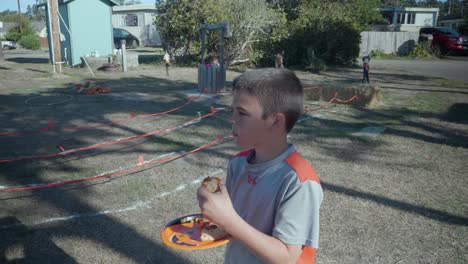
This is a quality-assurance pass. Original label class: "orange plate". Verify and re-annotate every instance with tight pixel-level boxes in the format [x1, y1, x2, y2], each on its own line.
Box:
[161, 213, 231, 250]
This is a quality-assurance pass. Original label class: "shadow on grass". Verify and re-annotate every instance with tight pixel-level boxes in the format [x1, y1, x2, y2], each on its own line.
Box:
[322, 181, 468, 226]
[0, 69, 466, 263]
[443, 103, 468, 124]
[379, 85, 468, 95]
[6, 57, 50, 64]
[0, 75, 234, 263]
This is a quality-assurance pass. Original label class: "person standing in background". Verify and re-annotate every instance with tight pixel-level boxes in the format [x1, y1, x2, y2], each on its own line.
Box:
[163, 52, 171, 76]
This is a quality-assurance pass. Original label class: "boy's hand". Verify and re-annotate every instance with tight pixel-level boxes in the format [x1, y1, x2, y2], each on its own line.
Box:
[197, 184, 237, 230]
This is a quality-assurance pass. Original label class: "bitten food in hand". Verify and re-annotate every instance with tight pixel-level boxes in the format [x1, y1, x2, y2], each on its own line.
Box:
[202, 176, 221, 193]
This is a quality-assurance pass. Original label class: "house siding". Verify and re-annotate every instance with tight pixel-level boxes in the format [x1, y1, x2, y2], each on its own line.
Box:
[112, 4, 161, 46]
[67, 0, 114, 65]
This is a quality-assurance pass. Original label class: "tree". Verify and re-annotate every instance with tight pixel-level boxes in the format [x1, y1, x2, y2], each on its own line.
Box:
[4, 16, 41, 50]
[282, 0, 382, 66]
[220, 0, 286, 65]
[155, 0, 285, 65]
[26, 5, 33, 18]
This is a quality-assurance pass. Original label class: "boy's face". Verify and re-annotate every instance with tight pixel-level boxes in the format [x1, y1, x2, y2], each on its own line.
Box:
[231, 91, 274, 150]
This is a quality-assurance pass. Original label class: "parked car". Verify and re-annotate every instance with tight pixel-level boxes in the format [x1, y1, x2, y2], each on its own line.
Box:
[1, 40, 17, 49]
[113, 28, 139, 49]
[419, 27, 468, 55]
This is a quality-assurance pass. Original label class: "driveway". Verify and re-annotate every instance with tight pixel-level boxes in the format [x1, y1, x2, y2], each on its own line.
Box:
[371, 58, 468, 83]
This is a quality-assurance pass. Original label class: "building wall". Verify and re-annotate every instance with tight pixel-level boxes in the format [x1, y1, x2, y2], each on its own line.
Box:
[59, 4, 71, 64]
[112, 7, 161, 46]
[415, 13, 435, 27]
[67, 0, 114, 65]
[399, 25, 421, 32]
[360, 31, 420, 56]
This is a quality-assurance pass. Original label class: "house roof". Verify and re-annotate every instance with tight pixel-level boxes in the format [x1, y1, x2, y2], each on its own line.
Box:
[0, 22, 18, 33]
[380, 7, 439, 13]
[38, 0, 118, 7]
[61, 0, 118, 5]
[113, 4, 156, 12]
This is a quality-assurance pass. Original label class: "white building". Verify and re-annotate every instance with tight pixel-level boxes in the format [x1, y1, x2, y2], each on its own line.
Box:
[374, 7, 440, 32]
[112, 4, 161, 47]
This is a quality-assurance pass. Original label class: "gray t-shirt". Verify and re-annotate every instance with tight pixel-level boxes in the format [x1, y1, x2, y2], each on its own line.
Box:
[224, 145, 323, 264]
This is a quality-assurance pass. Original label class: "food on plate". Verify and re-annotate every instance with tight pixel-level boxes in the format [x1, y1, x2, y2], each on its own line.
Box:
[200, 223, 229, 241]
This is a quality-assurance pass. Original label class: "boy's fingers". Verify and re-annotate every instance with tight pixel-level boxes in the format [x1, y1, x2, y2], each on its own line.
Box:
[218, 183, 228, 193]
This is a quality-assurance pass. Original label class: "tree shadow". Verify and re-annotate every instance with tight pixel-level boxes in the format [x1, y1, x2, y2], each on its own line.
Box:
[322, 181, 468, 226]
[378, 85, 468, 95]
[6, 58, 50, 64]
[0, 216, 78, 263]
[443, 103, 468, 124]
[0, 75, 234, 263]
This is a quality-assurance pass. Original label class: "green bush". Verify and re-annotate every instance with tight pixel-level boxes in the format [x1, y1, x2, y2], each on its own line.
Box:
[305, 48, 326, 73]
[4, 31, 22, 42]
[369, 49, 388, 58]
[18, 34, 41, 50]
[407, 43, 435, 59]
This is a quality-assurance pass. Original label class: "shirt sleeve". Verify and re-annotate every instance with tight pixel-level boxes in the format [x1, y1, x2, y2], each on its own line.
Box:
[272, 180, 323, 249]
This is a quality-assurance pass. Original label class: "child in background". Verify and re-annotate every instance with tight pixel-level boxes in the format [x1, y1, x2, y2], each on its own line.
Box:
[163, 52, 171, 76]
[197, 68, 323, 264]
[362, 55, 370, 83]
[275, 51, 284, 68]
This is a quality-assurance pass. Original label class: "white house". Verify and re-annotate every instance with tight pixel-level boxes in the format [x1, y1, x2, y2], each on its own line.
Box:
[375, 7, 440, 32]
[112, 4, 161, 47]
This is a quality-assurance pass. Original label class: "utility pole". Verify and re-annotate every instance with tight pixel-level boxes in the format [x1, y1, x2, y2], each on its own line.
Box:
[49, 0, 62, 74]
[17, 0, 22, 33]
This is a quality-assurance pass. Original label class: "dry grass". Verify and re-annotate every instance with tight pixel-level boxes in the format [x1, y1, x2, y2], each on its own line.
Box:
[0, 52, 467, 264]
[305, 83, 383, 107]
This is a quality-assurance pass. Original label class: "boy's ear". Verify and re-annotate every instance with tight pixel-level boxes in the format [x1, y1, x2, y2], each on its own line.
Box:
[272, 112, 286, 129]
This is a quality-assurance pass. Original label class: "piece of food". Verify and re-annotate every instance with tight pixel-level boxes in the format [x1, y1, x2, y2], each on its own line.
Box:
[202, 176, 221, 193]
[200, 223, 229, 241]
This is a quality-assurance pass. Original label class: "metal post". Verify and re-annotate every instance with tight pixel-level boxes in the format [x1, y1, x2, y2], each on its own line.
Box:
[121, 39, 127, 72]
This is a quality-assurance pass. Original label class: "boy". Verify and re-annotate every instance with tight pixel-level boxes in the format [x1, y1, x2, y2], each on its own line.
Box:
[197, 68, 323, 264]
[275, 51, 284, 68]
[362, 55, 370, 83]
[163, 51, 171, 76]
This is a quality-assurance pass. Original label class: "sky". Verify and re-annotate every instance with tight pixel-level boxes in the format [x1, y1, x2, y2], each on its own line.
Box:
[0, 0, 156, 12]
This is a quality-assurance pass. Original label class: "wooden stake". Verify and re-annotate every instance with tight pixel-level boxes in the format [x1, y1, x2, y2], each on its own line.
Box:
[50, 0, 62, 74]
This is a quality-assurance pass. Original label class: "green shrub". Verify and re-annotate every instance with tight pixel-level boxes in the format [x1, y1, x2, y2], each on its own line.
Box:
[407, 43, 435, 59]
[4, 31, 22, 42]
[305, 48, 326, 73]
[18, 34, 41, 50]
[369, 49, 388, 58]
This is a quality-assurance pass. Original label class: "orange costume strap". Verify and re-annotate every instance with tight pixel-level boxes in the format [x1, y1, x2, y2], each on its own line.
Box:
[296, 246, 316, 264]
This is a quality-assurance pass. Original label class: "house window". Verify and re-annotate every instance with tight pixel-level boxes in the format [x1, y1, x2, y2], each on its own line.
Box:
[407, 13, 416, 24]
[126, 14, 138, 27]
[397, 13, 406, 24]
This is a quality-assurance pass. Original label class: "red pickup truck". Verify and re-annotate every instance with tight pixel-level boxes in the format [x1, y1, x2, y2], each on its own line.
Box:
[418, 27, 468, 55]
